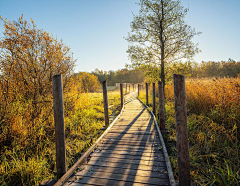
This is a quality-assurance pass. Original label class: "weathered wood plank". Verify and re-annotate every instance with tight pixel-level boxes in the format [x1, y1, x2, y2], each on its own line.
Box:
[85, 158, 167, 170]
[113, 122, 154, 126]
[107, 131, 156, 135]
[68, 172, 169, 185]
[87, 157, 167, 167]
[93, 149, 163, 156]
[117, 117, 151, 122]
[97, 144, 162, 151]
[111, 123, 154, 127]
[66, 177, 168, 186]
[79, 162, 167, 172]
[101, 136, 159, 143]
[104, 133, 158, 140]
[100, 138, 159, 144]
[90, 154, 165, 162]
[75, 165, 168, 179]
[100, 140, 160, 147]
[108, 128, 156, 134]
[88, 155, 165, 164]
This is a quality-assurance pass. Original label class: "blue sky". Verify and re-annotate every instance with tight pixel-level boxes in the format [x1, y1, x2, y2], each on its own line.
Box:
[0, 0, 240, 73]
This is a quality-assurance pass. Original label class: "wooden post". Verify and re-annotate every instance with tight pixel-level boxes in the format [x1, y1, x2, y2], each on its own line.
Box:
[146, 83, 148, 106]
[102, 80, 109, 127]
[173, 74, 191, 186]
[52, 74, 66, 179]
[158, 81, 165, 130]
[120, 83, 123, 109]
[125, 83, 128, 94]
[138, 84, 140, 96]
[152, 83, 156, 115]
[129, 84, 130, 92]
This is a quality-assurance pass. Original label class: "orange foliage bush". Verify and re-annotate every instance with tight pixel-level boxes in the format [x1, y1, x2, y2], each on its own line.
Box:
[0, 15, 75, 145]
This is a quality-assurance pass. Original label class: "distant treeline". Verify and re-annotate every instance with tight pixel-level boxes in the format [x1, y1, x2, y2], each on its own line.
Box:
[190, 59, 240, 78]
[74, 59, 240, 88]
[90, 68, 145, 86]
[140, 59, 240, 82]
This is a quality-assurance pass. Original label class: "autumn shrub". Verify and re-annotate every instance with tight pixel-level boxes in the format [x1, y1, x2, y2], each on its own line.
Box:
[164, 77, 240, 185]
[0, 16, 121, 186]
[138, 77, 240, 185]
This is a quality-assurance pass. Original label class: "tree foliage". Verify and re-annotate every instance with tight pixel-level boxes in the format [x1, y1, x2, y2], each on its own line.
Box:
[126, 0, 201, 87]
[72, 72, 101, 93]
[190, 59, 240, 78]
[0, 15, 75, 153]
[163, 59, 240, 80]
[91, 68, 145, 86]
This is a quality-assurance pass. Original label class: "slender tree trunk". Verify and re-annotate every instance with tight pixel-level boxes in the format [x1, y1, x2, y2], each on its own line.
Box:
[160, 0, 165, 91]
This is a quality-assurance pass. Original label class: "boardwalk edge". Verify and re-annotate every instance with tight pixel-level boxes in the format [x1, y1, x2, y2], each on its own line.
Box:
[52, 96, 127, 186]
[137, 98, 177, 186]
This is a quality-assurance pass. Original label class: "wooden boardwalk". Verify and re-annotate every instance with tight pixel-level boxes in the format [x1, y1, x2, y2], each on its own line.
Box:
[63, 93, 170, 186]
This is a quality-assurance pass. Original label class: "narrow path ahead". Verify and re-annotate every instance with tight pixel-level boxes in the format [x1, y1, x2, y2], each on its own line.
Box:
[64, 93, 170, 186]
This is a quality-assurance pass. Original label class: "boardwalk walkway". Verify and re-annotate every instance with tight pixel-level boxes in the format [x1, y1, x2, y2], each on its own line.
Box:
[63, 92, 170, 186]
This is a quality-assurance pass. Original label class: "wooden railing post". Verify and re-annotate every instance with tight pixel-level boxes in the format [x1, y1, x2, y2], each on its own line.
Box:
[102, 80, 109, 127]
[173, 74, 191, 186]
[52, 74, 66, 179]
[125, 83, 128, 94]
[152, 83, 156, 115]
[120, 83, 123, 109]
[158, 81, 165, 130]
[146, 83, 148, 106]
[138, 84, 140, 96]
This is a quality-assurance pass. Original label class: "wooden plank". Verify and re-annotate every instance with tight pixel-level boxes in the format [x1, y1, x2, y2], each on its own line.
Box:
[75, 165, 168, 179]
[91, 149, 164, 156]
[117, 117, 151, 122]
[102, 136, 159, 143]
[100, 140, 160, 147]
[87, 157, 166, 167]
[101, 138, 159, 145]
[108, 128, 156, 133]
[90, 153, 164, 163]
[85, 159, 167, 169]
[68, 172, 169, 185]
[107, 131, 156, 135]
[110, 126, 155, 131]
[113, 121, 154, 126]
[97, 144, 162, 151]
[80, 162, 167, 172]
[111, 123, 154, 129]
[92, 149, 164, 158]
[109, 126, 155, 131]
[104, 132, 158, 138]
[65, 177, 168, 186]
[96, 147, 163, 153]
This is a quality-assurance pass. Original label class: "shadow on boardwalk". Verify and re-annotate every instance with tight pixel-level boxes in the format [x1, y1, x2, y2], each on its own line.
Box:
[64, 94, 170, 186]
